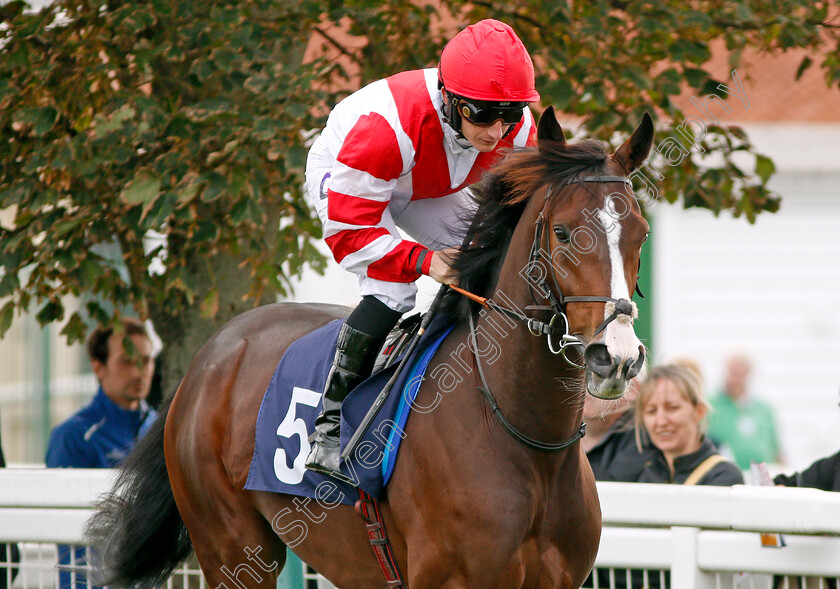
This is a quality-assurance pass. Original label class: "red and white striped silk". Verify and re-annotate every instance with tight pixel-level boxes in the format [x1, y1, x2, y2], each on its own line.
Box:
[312, 68, 536, 284]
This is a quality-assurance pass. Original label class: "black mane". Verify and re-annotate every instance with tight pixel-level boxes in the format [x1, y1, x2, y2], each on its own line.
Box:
[440, 138, 610, 324]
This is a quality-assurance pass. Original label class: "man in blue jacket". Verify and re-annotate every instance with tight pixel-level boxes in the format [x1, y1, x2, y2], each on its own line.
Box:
[46, 318, 157, 588]
[47, 318, 157, 468]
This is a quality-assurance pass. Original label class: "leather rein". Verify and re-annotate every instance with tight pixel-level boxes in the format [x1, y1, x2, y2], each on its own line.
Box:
[456, 174, 639, 452]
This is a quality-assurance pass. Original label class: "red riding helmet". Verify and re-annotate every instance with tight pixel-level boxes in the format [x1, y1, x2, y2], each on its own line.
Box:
[439, 19, 540, 103]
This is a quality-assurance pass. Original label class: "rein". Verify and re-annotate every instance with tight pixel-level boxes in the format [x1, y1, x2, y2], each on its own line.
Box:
[468, 311, 586, 452]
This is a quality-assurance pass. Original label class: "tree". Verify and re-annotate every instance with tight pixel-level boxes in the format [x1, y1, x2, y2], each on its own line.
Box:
[0, 0, 342, 391]
[1, 0, 838, 390]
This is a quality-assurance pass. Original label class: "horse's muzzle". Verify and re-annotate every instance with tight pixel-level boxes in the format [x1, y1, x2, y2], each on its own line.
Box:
[583, 342, 645, 399]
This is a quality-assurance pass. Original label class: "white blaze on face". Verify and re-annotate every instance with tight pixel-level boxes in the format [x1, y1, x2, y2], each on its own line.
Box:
[597, 206, 642, 362]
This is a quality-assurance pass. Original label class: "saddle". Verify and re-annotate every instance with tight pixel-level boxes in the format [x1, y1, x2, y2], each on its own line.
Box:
[371, 313, 422, 374]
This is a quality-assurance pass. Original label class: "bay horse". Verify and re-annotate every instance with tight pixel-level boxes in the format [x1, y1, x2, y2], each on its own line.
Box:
[85, 107, 654, 589]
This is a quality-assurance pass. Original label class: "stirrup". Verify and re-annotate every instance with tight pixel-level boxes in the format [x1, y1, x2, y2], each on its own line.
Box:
[305, 440, 356, 485]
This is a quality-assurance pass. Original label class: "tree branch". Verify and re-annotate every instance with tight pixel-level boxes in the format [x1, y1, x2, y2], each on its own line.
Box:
[313, 26, 358, 60]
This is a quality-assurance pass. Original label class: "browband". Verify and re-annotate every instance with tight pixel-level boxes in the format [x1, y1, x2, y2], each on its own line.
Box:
[567, 175, 632, 186]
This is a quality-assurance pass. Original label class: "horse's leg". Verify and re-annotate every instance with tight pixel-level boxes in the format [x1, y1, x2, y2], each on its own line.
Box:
[166, 338, 286, 588]
[173, 480, 285, 588]
[250, 491, 395, 589]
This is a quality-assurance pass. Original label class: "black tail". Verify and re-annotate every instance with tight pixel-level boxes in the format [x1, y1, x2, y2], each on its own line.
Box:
[84, 395, 192, 587]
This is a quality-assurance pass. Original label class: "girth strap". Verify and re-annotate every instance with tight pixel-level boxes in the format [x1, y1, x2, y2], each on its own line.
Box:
[355, 489, 405, 588]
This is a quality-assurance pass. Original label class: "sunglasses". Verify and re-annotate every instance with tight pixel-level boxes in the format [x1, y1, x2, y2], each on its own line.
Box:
[456, 99, 526, 126]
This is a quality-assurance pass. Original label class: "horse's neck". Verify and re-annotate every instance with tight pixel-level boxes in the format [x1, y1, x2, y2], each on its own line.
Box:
[474, 222, 585, 449]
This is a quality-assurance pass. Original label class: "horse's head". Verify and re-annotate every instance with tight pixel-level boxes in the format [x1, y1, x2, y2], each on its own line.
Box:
[531, 107, 654, 399]
[443, 107, 654, 401]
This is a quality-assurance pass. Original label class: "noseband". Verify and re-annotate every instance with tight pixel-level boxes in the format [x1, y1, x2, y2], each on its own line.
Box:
[526, 175, 639, 362]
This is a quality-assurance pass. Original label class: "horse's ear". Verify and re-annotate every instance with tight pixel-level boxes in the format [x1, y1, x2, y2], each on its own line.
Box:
[614, 112, 654, 172]
[537, 106, 566, 147]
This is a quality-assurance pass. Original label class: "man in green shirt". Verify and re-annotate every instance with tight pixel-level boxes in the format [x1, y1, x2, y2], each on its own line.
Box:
[708, 353, 781, 470]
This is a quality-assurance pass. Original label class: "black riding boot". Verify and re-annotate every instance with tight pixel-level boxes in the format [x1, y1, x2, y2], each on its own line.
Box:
[304, 322, 380, 483]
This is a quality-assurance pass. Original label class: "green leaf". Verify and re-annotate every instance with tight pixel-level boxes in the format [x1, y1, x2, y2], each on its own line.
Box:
[177, 182, 200, 204]
[189, 58, 217, 80]
[682, 67, 708, 89]
[121, 172, 162, 205]
[53, 217, 84, 237]
[184, 98, 236, 121]
[200, 289, 219, 318]
[86, 301, 110, 326]
[0, 184, 30, 206]
[12, 106, 58, 136]
[193, 220, 218, 242]
[639, 17, 666, 34]
[36, 300, 64, 325]
[0, 301, 14, 338]
[669, 40, 710, 65]
[683, 10, 713, 30]
[200, 172, 227, 202]
[0, 77, 13, 101]
[60, 312, 88, 344]
[0, 271, 19, 298]
[795, 56, 813, 81]
[0, 1, 27, 20]
[211, 49, 239, 72]
[143, 192, 175, 227]
[75, 257, 104, 288]
[94, 105, 136, 134]
[735, 3, 754, 21]
[755, 154, 776, 183]
[727, 125, 748, 141]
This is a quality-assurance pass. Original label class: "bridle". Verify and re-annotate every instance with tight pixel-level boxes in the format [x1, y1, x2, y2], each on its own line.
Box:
[459, 174, 641, 452]
[527, 175, 640, 361]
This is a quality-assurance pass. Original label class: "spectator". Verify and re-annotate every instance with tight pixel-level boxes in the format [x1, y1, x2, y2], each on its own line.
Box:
[584, 358, 706, 484]
[773, 388, 839, 492]
[591, 364, 743, 589]
[771, 389, 840, 589]
[45, 318, 157, 588]
[584, 364, 743, 589]
[637, 363, 743, 486]
[0, 419, 20, 589]
[46, 318, 157, 468]
[773, 449, 840, 492]
[707, 353, 781, 470]
[772, 448, 840, 589]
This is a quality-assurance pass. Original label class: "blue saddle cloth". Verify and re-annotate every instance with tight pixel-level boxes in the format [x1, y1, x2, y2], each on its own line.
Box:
[245, 315, 454, 505]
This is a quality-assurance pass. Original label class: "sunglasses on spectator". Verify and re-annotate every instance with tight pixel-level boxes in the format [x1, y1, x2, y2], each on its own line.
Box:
[457, 99, 526, 126]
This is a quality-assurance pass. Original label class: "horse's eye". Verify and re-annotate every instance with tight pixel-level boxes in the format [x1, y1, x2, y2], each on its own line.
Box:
[643, 232, 650, 243]
[554, 227, 570, 243]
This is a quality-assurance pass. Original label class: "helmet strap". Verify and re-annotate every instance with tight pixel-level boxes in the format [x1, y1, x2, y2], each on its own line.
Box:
[441, 89, 464, 136]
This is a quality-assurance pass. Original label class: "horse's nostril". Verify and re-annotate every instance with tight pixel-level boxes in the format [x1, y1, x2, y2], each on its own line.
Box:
[624, 345, 646, 380]
[584, 343, 615, 378]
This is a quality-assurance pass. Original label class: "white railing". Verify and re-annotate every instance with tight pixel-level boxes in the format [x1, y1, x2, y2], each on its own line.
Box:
[1, 469, 839, 589]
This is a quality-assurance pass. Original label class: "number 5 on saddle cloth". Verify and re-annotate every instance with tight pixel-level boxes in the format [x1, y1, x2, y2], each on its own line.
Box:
[244, 312, 453, 505]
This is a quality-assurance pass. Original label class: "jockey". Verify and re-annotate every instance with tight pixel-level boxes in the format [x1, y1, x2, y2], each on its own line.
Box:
[304, 19, 541, 482]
